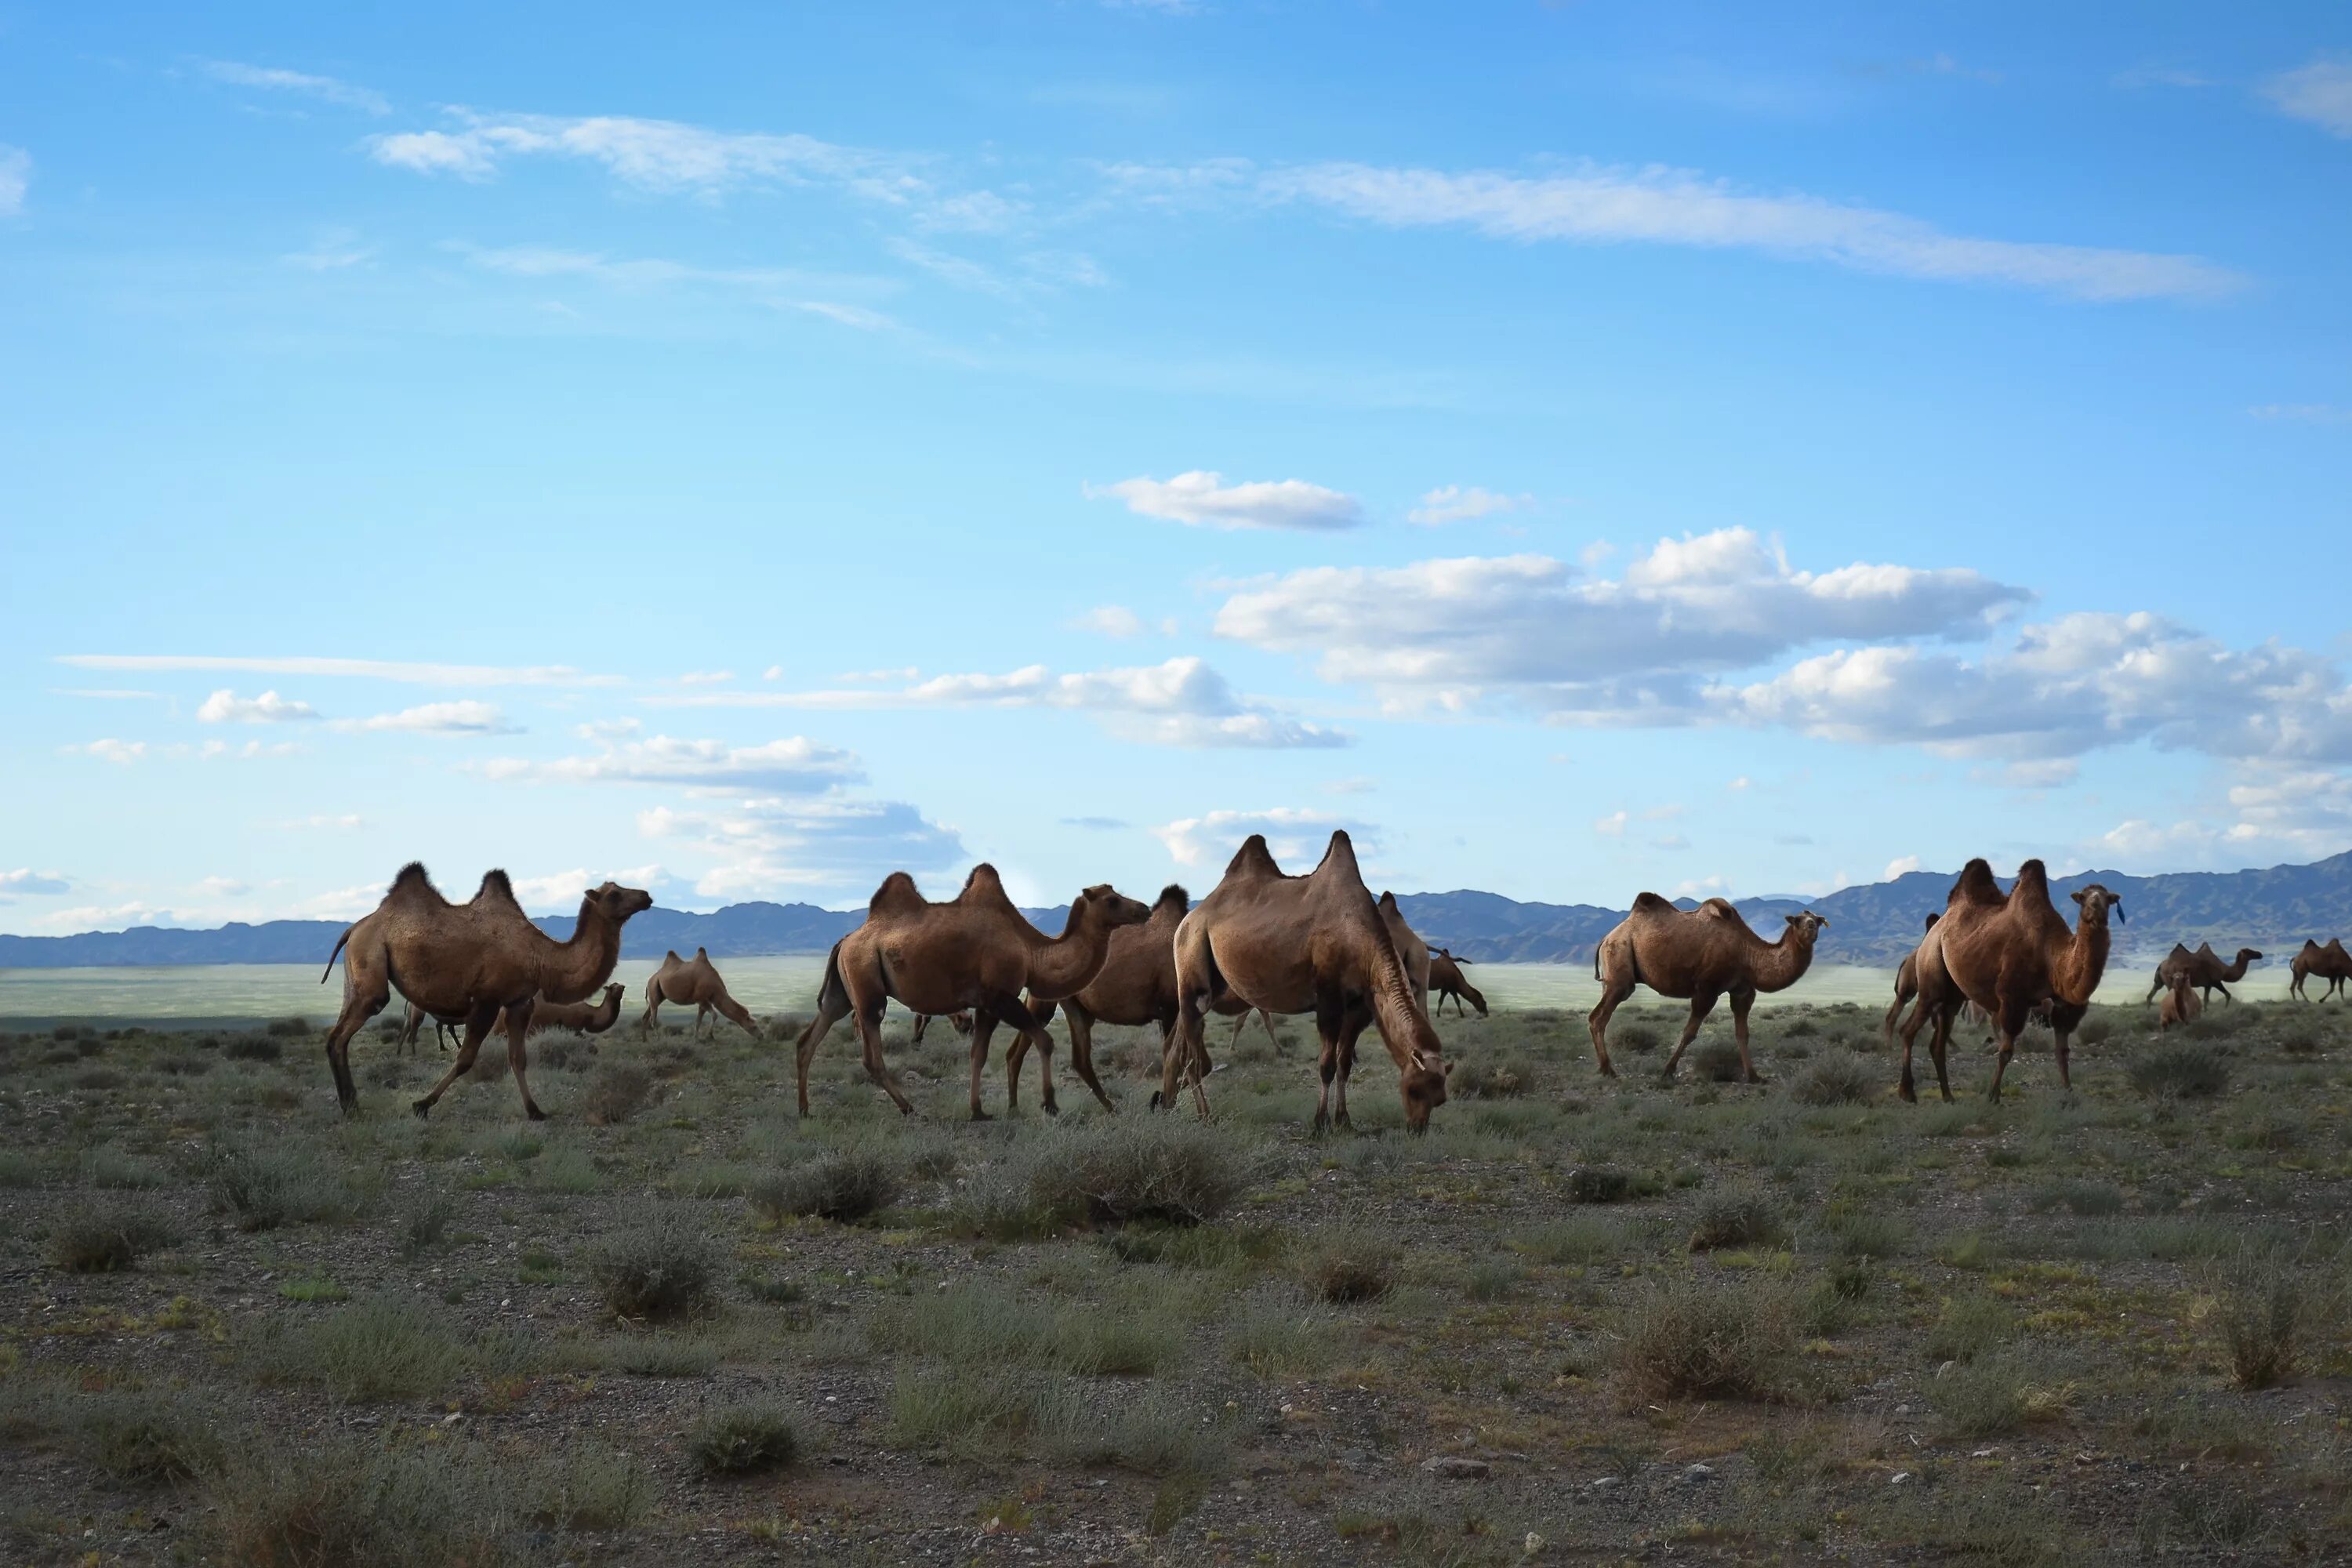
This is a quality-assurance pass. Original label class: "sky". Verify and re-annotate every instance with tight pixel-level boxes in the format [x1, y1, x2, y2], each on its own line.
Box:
[3, 2, 2350, 935]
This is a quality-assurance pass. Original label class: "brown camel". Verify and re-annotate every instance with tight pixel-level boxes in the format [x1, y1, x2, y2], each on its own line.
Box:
[641, 948, 760, 1039]
[909, 1011, 973, 1044]
[395, 1000, 464, 1055]
[1896, 859, 2122, 1103]
[1882, 913, 1942, 1047]
[1158, 832, 1450, 1134]
[1587, 897, 1828, 1082]
[1196, 891, 1430, 1060]
[1429, 947, 1487, 1018]
[1007, 884, 1192, 1112]
[2290, 938, 2352, 1000]
[319, 865, 652, 1120]
[494, 982, 626, 1039]
[793, 866, 1150, 1119]
[2157, 970, 2202, 1031]
[2145, 942, 2261, 1006]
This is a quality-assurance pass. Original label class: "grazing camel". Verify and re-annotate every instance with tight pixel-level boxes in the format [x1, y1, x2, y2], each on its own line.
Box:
[1896, 859, 2122, 1103]
[2157, 971, 2202, 1031]
[1882, 913, 1942, 1047]
[395, 1000, 464, 1055]
[1158, 832, 1450, 1134]
[641, 948, 760, 1039]
[794, 866, 1150, 1119]
[1429, 948, 1487, 1018]
[494, 982, 626, 1040]
[1007, 884, 1192, 1112]
[1587, 897, 1828, 1083]
[1198, 891, 1431, 1059]
[2145, 942, 2261, 1007]
[320, 865, 652, 1120]
[2290, 938, 2352, 1000]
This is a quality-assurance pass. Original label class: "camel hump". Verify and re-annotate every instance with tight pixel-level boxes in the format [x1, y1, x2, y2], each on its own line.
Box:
[694, 946, 709, 961]
[1697, 898, 1740, 921]
[1153, 884, 1190, 914]
[2007, 858, 2050, 903]
[1312, 830, 1362, 880]
[1950, 859, 2004, 907]
[1922, 911, 1940, 932]
[869, 872, 928, 919]
[954, 863, 1018, 907]
[1225, 835, 1283, 880]
[1631, 891, 1677, 917]
[474, 869, 520, 907]
[1377, 890, 1399, 913]
[388, 862, 443, 905]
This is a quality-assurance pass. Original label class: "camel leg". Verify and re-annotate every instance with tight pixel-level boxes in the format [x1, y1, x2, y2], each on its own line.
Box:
[1331, 1005, 1370, 1131]
[717, 995, 760, 1038]
[505, 1000, 546, 1120]
[1311, 993, 1347, 1136]
[1258, 1008, 1282, 1054]
[793, 995, 850, 1117]
[413, 1003, 500, 1118]
[1728, 989, 1765, 1084]
[851, 1000, 914, 1115]
[1659, 992, 1719, 1080]
[1928, 1002, 1956, 1102]
[1984, 996, 2031, 1102]
[994, 993, 1058, 1116]
[640, 989, 662, 1037]
[967, 1008, 1001, 1120]
[2053, 1022, 2073, 1092]
[322, 984, 390, 1115]
[2144, 977, 2162, 1004]
[692, 1002, 710, 1040]
[911, 1013, 930, 1045]
[1227, 1011, 1252, 1052]
[2213, 981, 2233, 1006]
[1056, 999, 1118, 1115]
[1584, 976, 1635, 1079]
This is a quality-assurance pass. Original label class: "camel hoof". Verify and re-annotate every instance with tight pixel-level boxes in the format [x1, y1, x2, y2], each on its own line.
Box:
[1041, 1102, 1059, 1118]
[411, 1100, 432, 1120]
[1744, 1072, 1767, 1087]
[969, 1109, 993, 1123]
[1148, 1091, 1165, 1112]
[1898, 1083, 1917, 1104]
[526, 1105, 548, 1122]
[1940, 1090, 1955, 1103]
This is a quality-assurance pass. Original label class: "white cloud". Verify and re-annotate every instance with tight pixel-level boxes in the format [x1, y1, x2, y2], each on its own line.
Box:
[1253, 159, 2242, 302]
[762, 666, 784, 681]
[506, 864, 676, 913]
[1150, 808, 1374, 868]
[1728, 775, 1751, 791]
[1885, 855, 1922, 879]
[38, 902, 175, 932]
[2264, 56, 2352, 137]
[482, 734, 862, 792]
[199, 876, 251, 897]
[1074, 605, 1146, 637]
[638, 797, 966, 897]
[74, 739, 147, 765]
[1408, 485, 1531, 525]
[792, 299, 899, 332]
[1593, 810, 1628, 837]
[201, 60, 390, 114]
[58, 654, 612, 687]
[575, 717, 641, 741]
[195, 739, 303, 760]
[0, 869, 70, 895]
[1214, 528, 2027, 716]
[1674, 875, 1731, 899]
[0, 146, 28, 216]
[197, 688, 320, 724]
[677, 670, 734, 686]
[1089, 470, 1362, 532]
[332, 700, 519, 735]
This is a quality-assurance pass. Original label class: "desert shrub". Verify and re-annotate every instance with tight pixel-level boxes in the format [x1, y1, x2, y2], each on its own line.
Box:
[2280, 1031, 2321, 1058]
[688, 1402, 801, 1475]
[1929, 1352, 2046, 1437]
[1790, 1054, 1875, 1107]
[2130, 1044, 2230, 1100]
[1224, 1287, 1336, 1378]
[1463, 1258, 1523, 1301]
[75, 1067, 129, 1091]
[1820, 1205, 1908, 1260]
[223, 1035, 282, 1062]
[584, 1210, 717, 1319]
[1566, 1165, 1635, 1204]
[2023, 1179, 2125, 1218]
[750, 1146, 902, 1224]
[1450, 1055, 1533, 1099]
[582, 1063, 651, 1124]
[1611, 1022, 1662, 1055]
[1033, 1119, 1258, 1227]
[78, 1144, 167, 1189]
[2075, 1018, 2114, 1046]
[47, 1200, 177, 1272]
[205, 1142, 364, 1230]
[1298, 1229, 1399, 1304]
[1689, 1189, 1787, 1252]
[1690, 1038, 1744, 1082]
[252, 1296, 489, 1403]
[207, 1432, 523, 1567]
[265, 1016, 311, 1038]
[521, 1444, 650, 1530]
[1926, 1291, 2013, 1364]
[2203, 1240, 2330, 1390]
[1617, 1272, 1797, 1401]
[1781, 1016, 1818, 1038]
[397, 1193, 455, 1256]
[1510, 1214, 1638, 1265]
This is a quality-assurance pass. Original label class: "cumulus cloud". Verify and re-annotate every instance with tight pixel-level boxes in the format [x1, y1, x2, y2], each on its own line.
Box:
[638, 797, 966, 898]
[1885, 855, 1922, 879]
[506, 864, 677, 913]
[0, 869, 71, 895]
[201, 60, 389, 114]
[2264, 56, 2352, 137]
[1592, 810, 1628, 837]
[1408, 485, 1530, 524]
[1089, 471, 1362, 532]
[482, 734, 862, 793]
[58, 654, 611, 687]
[1214, 528, 2026, 716]
[332, 701, 519, 735]
[1150, 808, 1374, 868]
[0, 146, 28, 216]
[1073, 605, 1146, 637]
[196, 688, 320, 724]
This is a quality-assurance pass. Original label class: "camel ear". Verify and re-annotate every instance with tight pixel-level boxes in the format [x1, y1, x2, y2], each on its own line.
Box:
[1442, 1060, 1454, 1078]
[2071, 889, 2085, 905]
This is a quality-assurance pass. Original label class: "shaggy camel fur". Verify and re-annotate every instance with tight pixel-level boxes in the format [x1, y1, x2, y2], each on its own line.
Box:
[1896, 859, 2122, 1103]
[493, 983, 626, 1040]
[1159, 833, 1450, 1134]
[795, 866, 1149, 1119]
[1882, 913, 1942, 1047]
[320, 865, 652, 1120]
[2158, 971, 2202, 1031]
[2290, 938, 2352, 1000]
[1429, 948, 1487, 1018]
[1196, 892, 1431, 1062]
[1007, 884, 1192, 1113]
[2145, 942, 2261, 1006]
[641, 949, 760, 1039]
[1587, 897, 1828, 1083]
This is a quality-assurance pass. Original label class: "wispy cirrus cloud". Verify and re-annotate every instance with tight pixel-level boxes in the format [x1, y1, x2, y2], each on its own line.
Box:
[58, 654, 613, 687]
[1408, 485, 1532, 524]
[1087, 470, 1362, 531]
[481, 734, 863, 792]
[0, 146, 28, 216]
[331, 701, 520, 735]
[2264, 56, 2352, 137]
[201, 60, 389, 115]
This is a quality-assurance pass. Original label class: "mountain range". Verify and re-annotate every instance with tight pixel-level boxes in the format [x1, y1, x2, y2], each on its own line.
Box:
[6, 851, 2350, 971]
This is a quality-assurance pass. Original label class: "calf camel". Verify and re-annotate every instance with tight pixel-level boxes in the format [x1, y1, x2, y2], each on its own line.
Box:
[1882, 913, 1942, 1047]
[1429, 948, 1487, 1018]
[2288, 938, 2351, 1000]
[1588, 897, 1828, 1082]
[794, 866, 1149, 1118]
[1159, 833, 1450, 1134]
[2145, 942, 2261, 1006]
[1896, 859, 2122, 1103]
[494, 982, 626, 1039]
[641, 948, 760, 1039]
[320, 866, 652, 1120]
[2157, 971, 2202, 1031]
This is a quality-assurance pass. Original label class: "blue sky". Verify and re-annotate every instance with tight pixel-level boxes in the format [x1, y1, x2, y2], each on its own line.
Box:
[4, 2, 2350, 934]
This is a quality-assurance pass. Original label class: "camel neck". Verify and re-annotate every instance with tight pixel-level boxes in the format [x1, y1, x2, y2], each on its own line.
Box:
[1749, 932, 1816, 994]
[1027, 904, 1112, 1000]
[543, 904, 621, 1004]
[2052, 921, 2111, 1007]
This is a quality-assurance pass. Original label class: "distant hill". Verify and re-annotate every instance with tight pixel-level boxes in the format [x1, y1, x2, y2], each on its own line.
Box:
[5, 852, 2350, 971]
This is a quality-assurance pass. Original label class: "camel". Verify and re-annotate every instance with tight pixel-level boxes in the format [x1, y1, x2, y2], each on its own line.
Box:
[2157, 971, 2202, 1031]
[1896, 859, 2122, 1103]
[1587, 897, 1828, 1083]
[1429, 947, 1487, 1018]
[1006, 884, 1192, 1112]
[794, 866, 1150, 1119]
[2145, 942, 2261, 1006]
[320, 865, 652, 1120]
[909, 1011, 973, 1044]
[495, 982, 626, 1039]
[641, 948, 760, 1039]
[2290, 938, 2352, 1000]
[395, 1000, 464, 1055]
[1189, 891, 1428, 1063]
[1882, 913, 1942, 1047]
[1158, 832, 1450, 1134]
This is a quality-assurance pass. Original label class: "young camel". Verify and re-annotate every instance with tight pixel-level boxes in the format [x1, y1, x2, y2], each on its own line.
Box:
[1896, 859, 2122, 1103]
[1882, 913, 1942, 1047]
[2290, 938, 2352, 1000]
[2145, 942, 2262, 1007]
[2157, 971, 2202, 1031]
[1158, 833, 1451, 1134]
[641, 948, 761, 1039]
[794, 866, 1150, 1119]
[1429, 948, 1488, 1018]
[1587, 897, 1828, 1083]
[493, 982, 626, 1039]
[319, 866, 652, 1120]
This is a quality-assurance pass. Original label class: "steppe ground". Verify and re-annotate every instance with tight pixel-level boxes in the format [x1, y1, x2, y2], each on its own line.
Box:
[0, 994, 2347, 1566]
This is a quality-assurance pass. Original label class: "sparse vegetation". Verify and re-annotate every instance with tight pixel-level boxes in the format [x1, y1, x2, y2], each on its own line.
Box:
[45, 1200, 177, 1272]
[688, 1401, 801, 1475]
[1617, 1271, 1797, 1400]
[2130, 1044, 2231, 1099]
[750, 1145, 902, 1223]
[584, 1209, 718, 1319]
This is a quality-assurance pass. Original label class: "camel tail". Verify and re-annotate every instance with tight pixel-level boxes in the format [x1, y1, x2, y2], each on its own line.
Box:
[321, 926, 353, 983]
[797, 939, 848, 1049]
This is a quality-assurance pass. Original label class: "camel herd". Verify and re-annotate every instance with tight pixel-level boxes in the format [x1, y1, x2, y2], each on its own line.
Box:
[317, 849, 2346, 1128]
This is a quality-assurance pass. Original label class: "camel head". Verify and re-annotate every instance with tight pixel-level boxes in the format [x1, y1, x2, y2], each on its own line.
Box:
[2068, 884, 2123, 929]
[1921, 912, 1940, 933]
[1072, 884, 1154, 931]
[2236, 948, 2264, 964]
[603, 983, 625, 1004]
[583, 881, 655, 924]
[1399, 1051, 1450, 1133]
[1784, 911, 1828, 949]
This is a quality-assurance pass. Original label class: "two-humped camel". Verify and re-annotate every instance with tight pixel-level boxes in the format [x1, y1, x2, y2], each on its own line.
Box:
[794, 866, 1149, 1118]
[2290, 938, 2352, 1000]
[1007, 884, 1193, 1112]
[641, 948, 760, 1039]
[1587, 897, 1828, 1082]
[2157, 969, 2202, 1031]
[1429, 947, 1487, 1018]
[494, 982, 626, 1040]
[1896, 859, 2122, 1103]
[396, 1001, 464, 1055]
[1196, 891, 1432, 1063]
[1159, 832, 1450, 1133]
[2144, 942, 2261, 1007]
[321, 865, 652, 1120]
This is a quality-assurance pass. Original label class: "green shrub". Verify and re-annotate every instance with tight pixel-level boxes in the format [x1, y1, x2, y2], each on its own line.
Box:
[1449, 1054, 1533, 1098]
[2129, 1044, 2230, 1100]
[78, 1144, 167, 1189]
[1689, 1189, 1787, 1251]
[1617, 1272, 1796, 1400]
[252, 1296, 492, 1402]
[584, 1210, 717, 1319]
[1929, 1352, 2041, 1437]
[223, 1035, 283, 1062]
[1510, 1214, 1637, 1265]
[397, 1193, 455, 1256]
[2023, 1179, 2124, 1218]
[1224, 1287, 1335, 1379]
[750, 1146, 902, 1224]
[1030, 1120, 1258, 1227]
[1298, 1229, 1398, 1304]
[46, 1200, 177, 1272]
[2203, 1241, 2328, 1390]
[68, 1388, 224, 1483]
[208, 1432, 523, 1566]
[1690, 1038, 1744, 1082]
[522, 1443, 650, 1530]
[1790, 1054, 1875, 1107]
[583, 1063, 652, 1124]
[1612, 1023, 1662, 1055]
[265, 1016, 312, 1039]
[1566, 1165, 1635, 1203]
[205, 1142, 364, 1230]
[688, 1402, 800, 1475]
